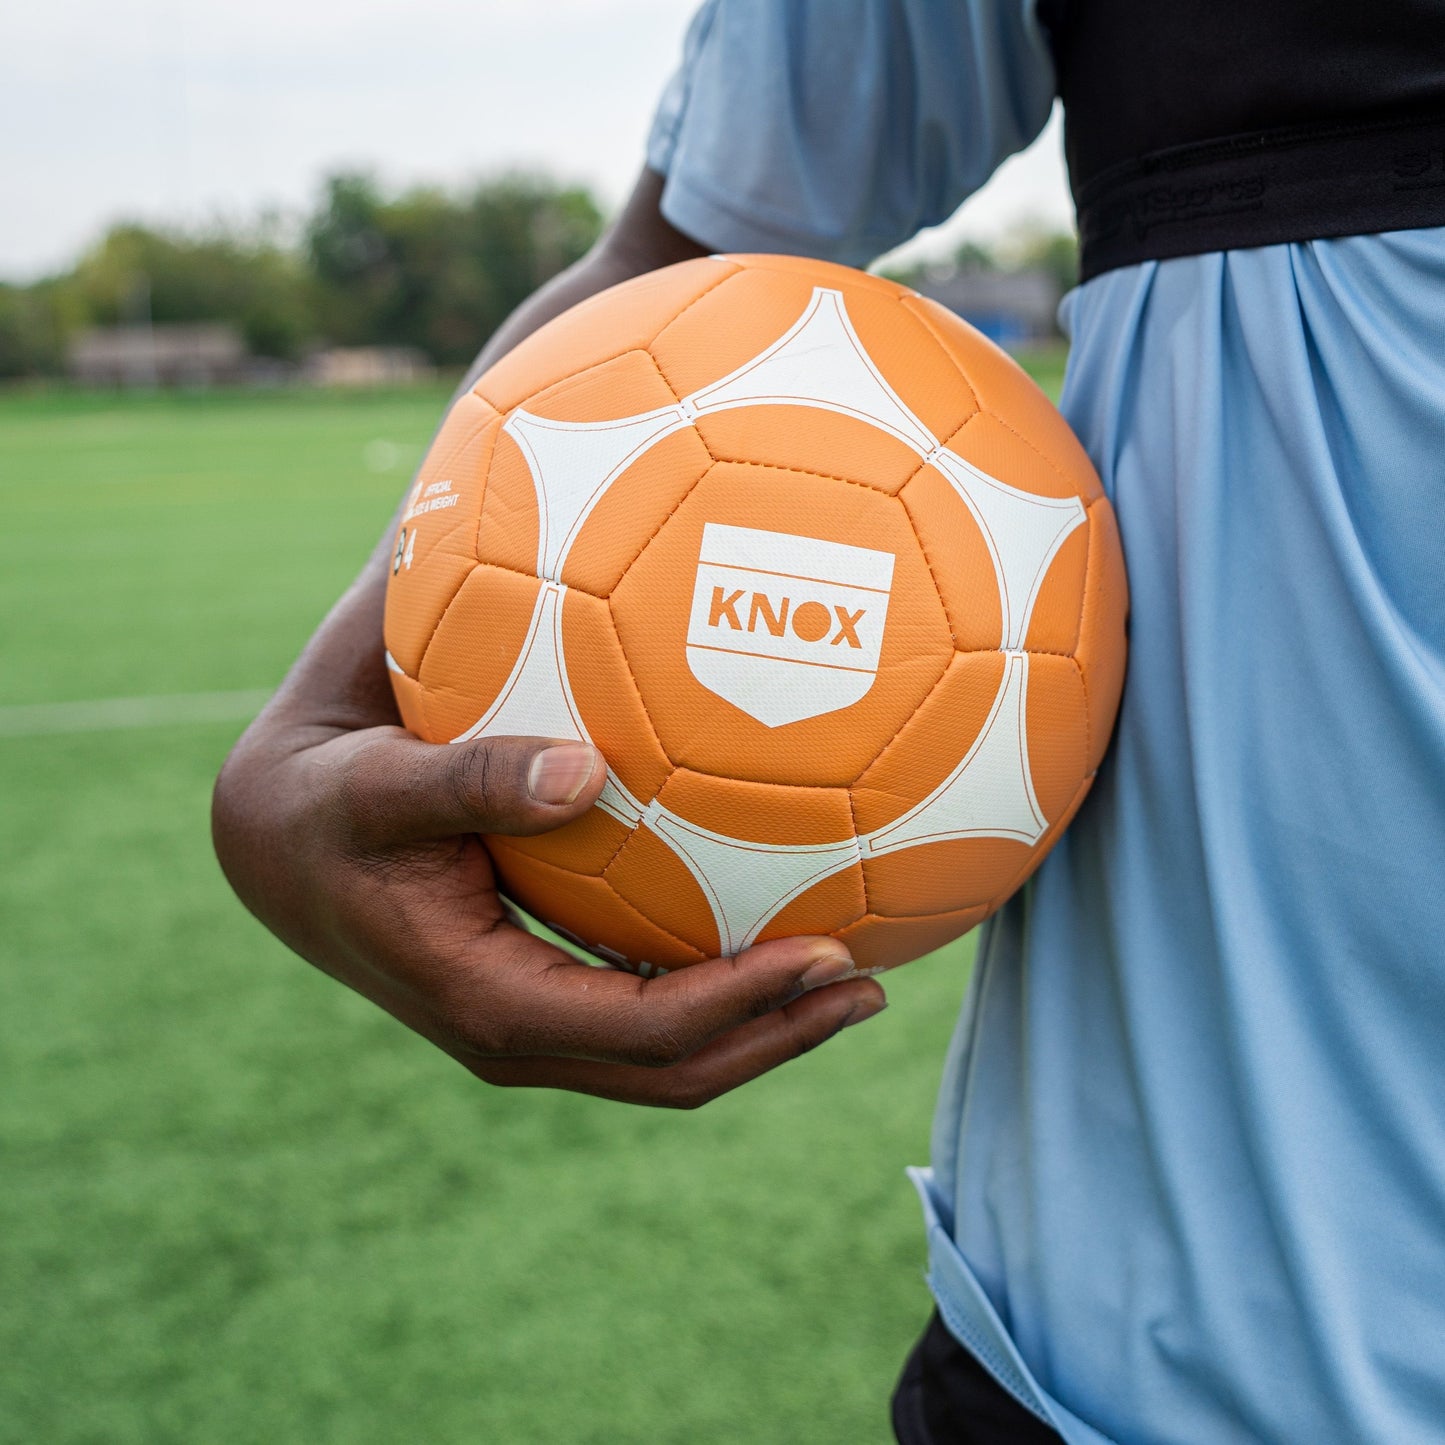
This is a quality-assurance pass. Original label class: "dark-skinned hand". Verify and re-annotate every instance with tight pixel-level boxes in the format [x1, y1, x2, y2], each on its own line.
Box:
[213, 550, 886, 1108]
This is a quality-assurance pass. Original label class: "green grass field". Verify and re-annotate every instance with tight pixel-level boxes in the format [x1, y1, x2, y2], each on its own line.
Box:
[0, 382, 1003, 1444]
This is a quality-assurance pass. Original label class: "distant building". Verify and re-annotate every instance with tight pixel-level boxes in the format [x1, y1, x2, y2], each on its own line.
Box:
[913, 268, 1063, 349]
[304, 346, 432, 388]
[68, 324, 249, 387]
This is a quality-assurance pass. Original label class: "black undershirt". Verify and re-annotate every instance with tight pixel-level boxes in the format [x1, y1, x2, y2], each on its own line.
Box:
[1035, 0, 1445, 279]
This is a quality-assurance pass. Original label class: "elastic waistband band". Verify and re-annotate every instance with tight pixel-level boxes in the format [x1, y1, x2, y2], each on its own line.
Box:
[1076, 113, 1445, 281]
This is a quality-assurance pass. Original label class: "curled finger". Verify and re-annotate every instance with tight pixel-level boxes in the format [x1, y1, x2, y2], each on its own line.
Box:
[463, 977, 887, 1107]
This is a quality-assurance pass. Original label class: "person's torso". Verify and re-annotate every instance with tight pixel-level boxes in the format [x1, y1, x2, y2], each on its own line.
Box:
[929, 222, 1445, 1445]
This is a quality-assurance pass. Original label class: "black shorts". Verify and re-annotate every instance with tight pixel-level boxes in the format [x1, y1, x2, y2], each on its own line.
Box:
[891, 1311, 1065, 1445]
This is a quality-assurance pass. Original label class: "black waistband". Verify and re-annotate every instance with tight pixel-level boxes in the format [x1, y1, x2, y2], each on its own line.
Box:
[1076, 112, 1445, 281]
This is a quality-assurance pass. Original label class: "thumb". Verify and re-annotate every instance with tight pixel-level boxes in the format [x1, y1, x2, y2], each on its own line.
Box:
[339, 730, 607, 844]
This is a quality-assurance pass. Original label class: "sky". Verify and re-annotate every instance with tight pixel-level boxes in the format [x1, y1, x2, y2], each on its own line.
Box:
[1, 0, 1072, 282]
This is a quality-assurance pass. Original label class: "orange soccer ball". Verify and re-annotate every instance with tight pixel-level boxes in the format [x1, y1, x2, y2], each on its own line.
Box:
[384, 255, 1126, 974]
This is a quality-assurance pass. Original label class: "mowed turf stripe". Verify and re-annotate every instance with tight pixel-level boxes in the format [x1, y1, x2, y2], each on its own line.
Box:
[0, 688, 273, 738]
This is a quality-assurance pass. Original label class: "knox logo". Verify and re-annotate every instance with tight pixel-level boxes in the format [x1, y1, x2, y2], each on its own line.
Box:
[685, 523, 895, 727]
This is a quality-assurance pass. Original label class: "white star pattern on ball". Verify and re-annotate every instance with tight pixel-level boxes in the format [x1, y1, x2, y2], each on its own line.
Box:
[451, 287, 1085, 967]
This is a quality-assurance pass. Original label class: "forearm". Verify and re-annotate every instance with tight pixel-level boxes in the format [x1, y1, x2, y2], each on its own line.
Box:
[245, 524, 397, 742]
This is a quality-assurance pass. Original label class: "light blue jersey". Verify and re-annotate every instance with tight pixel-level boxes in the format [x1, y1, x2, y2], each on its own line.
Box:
[650, 5, 1445, 1442]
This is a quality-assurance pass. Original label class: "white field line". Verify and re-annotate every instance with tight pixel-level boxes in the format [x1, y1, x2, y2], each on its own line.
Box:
[0, 689, 274, 739]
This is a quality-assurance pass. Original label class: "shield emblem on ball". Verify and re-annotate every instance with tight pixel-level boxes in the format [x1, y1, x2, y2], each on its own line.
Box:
[685, 523, 895, 727]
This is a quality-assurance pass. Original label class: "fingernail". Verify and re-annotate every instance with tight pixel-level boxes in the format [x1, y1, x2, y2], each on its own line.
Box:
[527, 743, 597, 805]
[800, 952, 856, 991]
[843, 995, 888, 1027]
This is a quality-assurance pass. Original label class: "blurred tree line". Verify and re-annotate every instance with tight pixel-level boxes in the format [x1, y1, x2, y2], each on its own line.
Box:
[0, 173, 605, 378]
[883, 228, 1079, 294]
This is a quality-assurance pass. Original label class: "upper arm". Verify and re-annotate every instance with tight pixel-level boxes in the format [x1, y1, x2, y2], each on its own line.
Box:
[598, 167, 713, 273]
[644, 0, 1057, 266]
